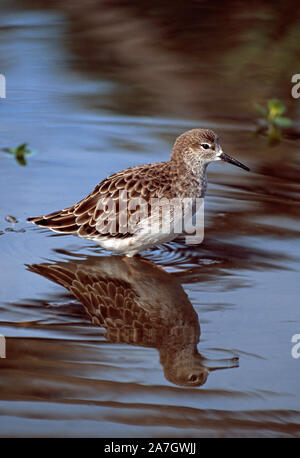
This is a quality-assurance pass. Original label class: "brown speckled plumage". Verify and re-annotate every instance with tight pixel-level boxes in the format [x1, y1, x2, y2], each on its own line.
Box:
[28, 128, 249, 255]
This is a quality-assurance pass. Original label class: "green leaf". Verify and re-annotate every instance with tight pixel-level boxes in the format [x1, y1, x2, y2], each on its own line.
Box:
[273, 116, 293, 127]
[16, 155, 27, 166]
[267, 98, 286, 120]
[7, 144, 29, 155]
[17, 143, 29, 153]
[2, 142, 34, 165]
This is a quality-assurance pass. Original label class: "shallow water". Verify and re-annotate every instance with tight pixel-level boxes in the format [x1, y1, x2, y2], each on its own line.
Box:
[0, 0, 300, 437]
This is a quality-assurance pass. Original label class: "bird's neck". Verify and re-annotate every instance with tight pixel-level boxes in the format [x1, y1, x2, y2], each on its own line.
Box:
[169, 155, 208, 198]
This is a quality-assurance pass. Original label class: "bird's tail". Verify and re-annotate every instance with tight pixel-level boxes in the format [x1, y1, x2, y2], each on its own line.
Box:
[27, 207, 79, 234]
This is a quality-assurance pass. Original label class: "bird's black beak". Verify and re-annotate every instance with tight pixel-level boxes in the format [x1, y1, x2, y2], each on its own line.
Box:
[219, 152, 250, 171]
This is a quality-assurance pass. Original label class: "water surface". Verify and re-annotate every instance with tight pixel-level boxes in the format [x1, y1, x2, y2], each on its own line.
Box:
[0, 0, 300, 437]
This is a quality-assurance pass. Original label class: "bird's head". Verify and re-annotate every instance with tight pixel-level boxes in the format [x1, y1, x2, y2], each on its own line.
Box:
[171, 128, 250, 172]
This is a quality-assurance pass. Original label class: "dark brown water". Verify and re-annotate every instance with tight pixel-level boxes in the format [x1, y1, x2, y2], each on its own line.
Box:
[0, 0, 300, 437]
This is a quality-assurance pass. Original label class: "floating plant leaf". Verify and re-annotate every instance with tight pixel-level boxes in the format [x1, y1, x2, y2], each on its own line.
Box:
[267, 98, 286, 120]
[15, 150, 27, 166]
[255, 98, 293, 146]
[272, 116, 293, 127]
[2, 142, 35, 166]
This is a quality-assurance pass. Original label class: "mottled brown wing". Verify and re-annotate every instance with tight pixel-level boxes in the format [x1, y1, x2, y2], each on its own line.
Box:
[27, 162, 173, 237]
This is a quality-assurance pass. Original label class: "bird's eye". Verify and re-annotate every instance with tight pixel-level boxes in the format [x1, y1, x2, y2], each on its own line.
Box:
[201, 143, 211, 150]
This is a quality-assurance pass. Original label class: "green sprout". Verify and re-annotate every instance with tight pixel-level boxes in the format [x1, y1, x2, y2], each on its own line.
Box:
[255, 99, 293, 146]
[2, 143, 35, 166]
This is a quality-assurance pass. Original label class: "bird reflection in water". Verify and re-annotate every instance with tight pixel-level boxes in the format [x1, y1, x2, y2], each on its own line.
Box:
[28, 255, 238, 387]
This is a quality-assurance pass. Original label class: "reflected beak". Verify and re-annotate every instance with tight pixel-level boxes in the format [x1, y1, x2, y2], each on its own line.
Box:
[219, 152, 250, 171]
